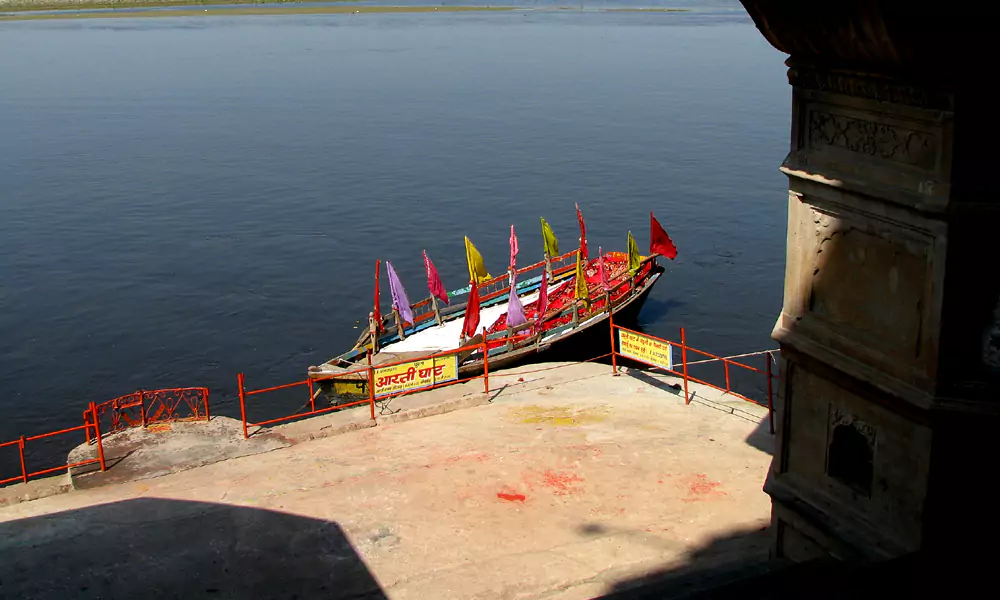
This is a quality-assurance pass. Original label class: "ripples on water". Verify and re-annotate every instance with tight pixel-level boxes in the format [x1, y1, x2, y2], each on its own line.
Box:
[0, 5, 788, 463]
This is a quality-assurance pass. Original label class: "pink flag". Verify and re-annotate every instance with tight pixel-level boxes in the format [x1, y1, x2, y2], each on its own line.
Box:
[506, 271, 527, 327]
[423, 250, 449, 305]
[597, 246, 611, 291]
[535, 270, 548, 331]
[509, 224, 519, 271]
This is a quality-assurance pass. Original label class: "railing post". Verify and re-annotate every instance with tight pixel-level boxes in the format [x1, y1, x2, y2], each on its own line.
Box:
[368, 366, 376, 420]
[308, 378, 316, 414]
[680, 327, 690, 405]
[91, 402, 106, 472]
[83, 410, 92, 444]
[238, 373, 248, 439]
[724, 360, 731, 393]
[18, 436, 27, 484]
[766, 352, 775, 435]
[609, 311, 619, 376]
[139, 390, 147, 427]
[203, 388, 211, 422]
[482, 343, 490, 394]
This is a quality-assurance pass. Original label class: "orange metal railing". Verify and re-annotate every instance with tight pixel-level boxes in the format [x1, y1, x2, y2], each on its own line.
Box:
[2, 388, 208, 488]
[608, 315, 777, 433]
[1, 402, 106, 488]
[89, 387, 210, 439]
[238, 342, 495, 438]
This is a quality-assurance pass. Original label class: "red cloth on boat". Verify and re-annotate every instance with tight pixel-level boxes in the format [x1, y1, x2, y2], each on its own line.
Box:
[486, 252, 653, 346]
[650, 212, 678, 259]
[576, 204, 588, 262]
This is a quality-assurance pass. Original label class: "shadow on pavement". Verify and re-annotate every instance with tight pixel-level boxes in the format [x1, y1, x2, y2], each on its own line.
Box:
[598, 526, 933, 600]
[0, 497, 386, 599]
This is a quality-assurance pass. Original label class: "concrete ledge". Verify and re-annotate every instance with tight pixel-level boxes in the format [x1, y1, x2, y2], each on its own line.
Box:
[0, 474, 72, 508]
[378, 392, 491, 426]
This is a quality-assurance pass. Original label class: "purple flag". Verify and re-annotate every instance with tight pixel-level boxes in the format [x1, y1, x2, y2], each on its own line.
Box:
[506, 271, 527, 328]
[385, 261, 414, 325]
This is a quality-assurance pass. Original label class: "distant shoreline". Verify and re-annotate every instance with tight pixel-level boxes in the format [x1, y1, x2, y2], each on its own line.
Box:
[0, 0, 693, 19]
[1, 0, 342, 12]
[0, 3, 523, 20]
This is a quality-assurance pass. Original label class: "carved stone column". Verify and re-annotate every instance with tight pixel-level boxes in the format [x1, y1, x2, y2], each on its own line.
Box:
[740, 1, 1000, 561]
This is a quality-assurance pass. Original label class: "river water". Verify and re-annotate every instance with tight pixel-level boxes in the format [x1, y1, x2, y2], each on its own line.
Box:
[0, 3, 788, 465]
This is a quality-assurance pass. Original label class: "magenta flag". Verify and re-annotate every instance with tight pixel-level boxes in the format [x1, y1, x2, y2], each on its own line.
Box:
[385, 261, 414, 325]
[535, 270, 548, 330]
[506, 271, 527, 328]
[597, 246, 611, 291]
[509, 224, 519, 271]
[423, 250, 449, 305]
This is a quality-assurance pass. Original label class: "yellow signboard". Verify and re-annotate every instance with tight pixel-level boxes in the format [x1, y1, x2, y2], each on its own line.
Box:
[618, 329, 673, 371]
[374, 355, 459, 398]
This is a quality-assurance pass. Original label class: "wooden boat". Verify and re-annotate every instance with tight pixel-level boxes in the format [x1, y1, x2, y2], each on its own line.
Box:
[308, 213, 674, 402]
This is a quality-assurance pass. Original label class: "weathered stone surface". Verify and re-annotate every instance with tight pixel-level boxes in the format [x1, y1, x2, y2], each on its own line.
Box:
[742, 0, 1000, 565]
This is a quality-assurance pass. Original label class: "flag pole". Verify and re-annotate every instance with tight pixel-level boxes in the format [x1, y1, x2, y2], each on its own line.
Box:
[431, 295, 442, 325]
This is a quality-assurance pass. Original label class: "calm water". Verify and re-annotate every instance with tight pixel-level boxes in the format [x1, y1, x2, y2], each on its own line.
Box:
[0, 5, 789, 465]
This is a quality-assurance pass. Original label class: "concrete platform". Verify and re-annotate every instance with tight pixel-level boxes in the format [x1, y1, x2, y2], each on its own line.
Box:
[67, 416, 290, 489]
[0, 362, 774, 599]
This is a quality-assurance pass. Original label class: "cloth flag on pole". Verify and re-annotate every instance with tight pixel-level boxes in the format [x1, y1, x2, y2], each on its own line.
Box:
[597, 246, 611, 292]
[462, 283, 481, 339]
[373, 259, 383, 332]
[465, 236, 491, 285]
[650, 212, 678, 259]
[385, 261, 413, 325]
[574, 249, 590, 309]
[541, 218, 559, 257]
[627, 231, 641, 275]
[576, 203, 588, 263]
[509, 225, 519, 271]
[535, 270, 549, 331]
[423, 250, 449, 305]
[506, 271, 527, 327]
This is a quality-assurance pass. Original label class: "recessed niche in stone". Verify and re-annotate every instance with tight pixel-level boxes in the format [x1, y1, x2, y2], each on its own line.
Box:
[827, 423, 874, 496]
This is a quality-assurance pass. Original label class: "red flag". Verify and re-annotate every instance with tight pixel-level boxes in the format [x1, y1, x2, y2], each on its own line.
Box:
[372, 259, 383, 332]
[650, 212, 678, 259]
[576, 203, 588, 262]
[535, 270, 548, 331]
[462, 283, 481, 339]
[423, 250, 449, 305]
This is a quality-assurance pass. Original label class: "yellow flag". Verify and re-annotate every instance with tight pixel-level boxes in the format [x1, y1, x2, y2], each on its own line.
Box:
[627, 231, 641, 274]
[541, 217, 559, 257]
[574, 250, 590, 308]
[465, 236, 491, 284]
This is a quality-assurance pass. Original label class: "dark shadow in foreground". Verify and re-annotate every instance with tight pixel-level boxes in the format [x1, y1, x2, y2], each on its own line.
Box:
[0, 497, 386, 599]
[598, 524, 929, 600]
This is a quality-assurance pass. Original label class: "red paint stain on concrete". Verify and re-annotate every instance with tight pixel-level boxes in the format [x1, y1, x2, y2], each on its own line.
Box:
[682, 474, 727, 502]
[540, 470, 584, 495]
[497, 492, 526, 502]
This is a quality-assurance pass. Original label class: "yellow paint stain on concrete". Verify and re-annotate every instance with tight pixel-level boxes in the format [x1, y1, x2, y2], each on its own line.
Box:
[147, 423, 172, 433]
[509, 405, 608, 427]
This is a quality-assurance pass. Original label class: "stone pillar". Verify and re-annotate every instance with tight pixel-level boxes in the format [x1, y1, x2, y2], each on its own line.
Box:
[740, 1, 1000, 562]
